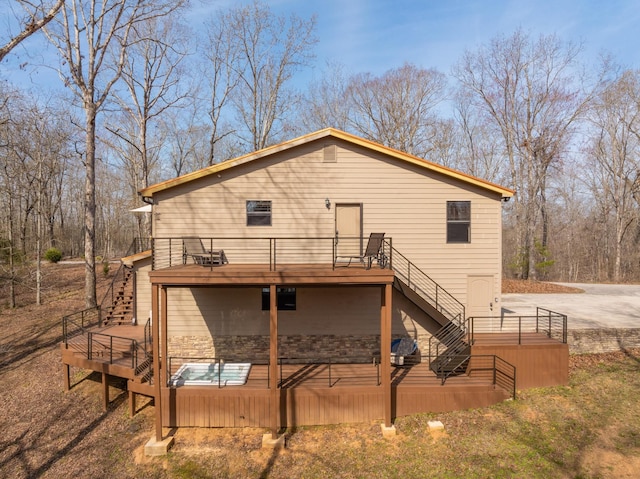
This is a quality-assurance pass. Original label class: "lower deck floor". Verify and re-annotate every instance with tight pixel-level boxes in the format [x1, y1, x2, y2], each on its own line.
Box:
[62, 334, 568, 428]
[161, 361, 513, 428]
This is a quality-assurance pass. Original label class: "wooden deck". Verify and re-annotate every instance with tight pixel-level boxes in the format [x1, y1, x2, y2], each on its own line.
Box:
[61, 325, 567, 428]
[161, 361, 512, 428]
[61, 323, 151, 383]
[148, 262, 396, 286]
[472, 332, 569, 389]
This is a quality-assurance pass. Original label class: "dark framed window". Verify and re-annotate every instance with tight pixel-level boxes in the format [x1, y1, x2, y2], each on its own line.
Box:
[246, 200, 272, 226]
[447, 201, 471, 243]
[261, 287, 296, 311]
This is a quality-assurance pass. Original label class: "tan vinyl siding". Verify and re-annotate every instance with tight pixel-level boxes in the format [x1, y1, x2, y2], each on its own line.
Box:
[167, 286, 442, 343]
[134, 259, 152, 324]
[154, 138, 504, 309]
[167, 286, 383, 338]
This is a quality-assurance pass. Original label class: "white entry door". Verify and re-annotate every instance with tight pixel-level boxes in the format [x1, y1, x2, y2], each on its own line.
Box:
[467, 275, 495, 318]
[335, 204, 362, 257]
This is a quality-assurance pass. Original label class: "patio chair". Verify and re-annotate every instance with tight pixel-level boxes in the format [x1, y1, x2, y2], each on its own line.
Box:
[335, 232, 386, 269]
[183, 237, 228, 266]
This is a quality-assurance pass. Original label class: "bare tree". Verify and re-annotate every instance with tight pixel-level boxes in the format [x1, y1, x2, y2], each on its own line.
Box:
[586, 69, 640, 281]
[0, 0, 64, 61]
[346, 63, 447, 158]
[0, 87, 21, 308]
[453, 30, 591, 279]
[43, 0, 181, 308]
[0, 87, 74, 306]
[107, 15, 189, 238]
[14, 100, 72, 304]
[302, 61, 352, 133]
[453, 89, 505, 182]
[199, 10, 242, 164]
[220, 1, 317, 151]
[303, 62, 448, 160]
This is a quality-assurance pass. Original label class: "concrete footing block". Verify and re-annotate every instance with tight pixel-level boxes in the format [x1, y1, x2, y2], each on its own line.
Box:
[427, 420, 445, 431]
[380, 423, 397, 438]
[262, 433, 286, 449]
[427, 420, 447, 441]
[144, 435, 175, 456]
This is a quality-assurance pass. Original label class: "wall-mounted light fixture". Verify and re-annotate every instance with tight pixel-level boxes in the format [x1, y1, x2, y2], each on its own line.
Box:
[325, 198, 331, 209]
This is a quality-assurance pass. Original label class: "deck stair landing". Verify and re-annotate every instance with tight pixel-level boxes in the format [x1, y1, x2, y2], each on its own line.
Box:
[62, 319, 154, 397]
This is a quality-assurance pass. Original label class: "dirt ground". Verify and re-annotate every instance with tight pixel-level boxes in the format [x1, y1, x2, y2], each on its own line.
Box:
[0, 264, 637, 478]
[502, 279, 584, 294]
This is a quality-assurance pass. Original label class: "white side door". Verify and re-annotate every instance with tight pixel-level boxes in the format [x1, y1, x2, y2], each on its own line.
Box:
[335, 204, 363, 257]
[467, 275, 495, 318]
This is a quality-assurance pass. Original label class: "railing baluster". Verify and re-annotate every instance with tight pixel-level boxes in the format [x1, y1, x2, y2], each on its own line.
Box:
[273, 238, 277, 271]
[520, 316, 523, 344]
[493, 355, 496, 387]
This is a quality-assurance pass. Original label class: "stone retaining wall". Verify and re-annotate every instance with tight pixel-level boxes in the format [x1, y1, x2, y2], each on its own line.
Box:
[169, 329, 640, 358]
[167, 333, 427, 363]
[169, 334, 382, 362]
[569, 328, 640, 354]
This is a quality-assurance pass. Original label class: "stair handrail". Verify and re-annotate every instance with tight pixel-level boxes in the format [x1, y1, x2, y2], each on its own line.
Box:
[387, 241, 465, 327]
[99, 238, 150, 311]
[143, 317, 152, 353]
[492, 355, 517, 400]
[435, 352, 471, 385]
[100, 261, 128, 312]
[428, 319, 470, 361]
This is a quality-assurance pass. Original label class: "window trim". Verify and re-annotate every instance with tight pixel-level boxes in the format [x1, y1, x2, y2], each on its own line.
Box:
[261, 287, 296, 311]
[246, 200, 272, 226]
[446, 201, 471, 243]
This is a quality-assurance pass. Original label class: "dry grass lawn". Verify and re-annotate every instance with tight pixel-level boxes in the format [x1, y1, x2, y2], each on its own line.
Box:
[1, 264, 639, 478]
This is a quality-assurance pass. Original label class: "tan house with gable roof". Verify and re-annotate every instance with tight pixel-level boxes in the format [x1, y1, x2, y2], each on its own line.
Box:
[61, 128, 569, 449]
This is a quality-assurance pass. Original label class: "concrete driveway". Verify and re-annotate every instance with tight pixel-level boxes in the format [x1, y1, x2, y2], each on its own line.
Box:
[500, 283, 640, 329]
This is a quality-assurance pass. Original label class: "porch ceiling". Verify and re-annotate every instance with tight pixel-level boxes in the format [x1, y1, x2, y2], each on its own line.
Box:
[148, 263, 396, 286]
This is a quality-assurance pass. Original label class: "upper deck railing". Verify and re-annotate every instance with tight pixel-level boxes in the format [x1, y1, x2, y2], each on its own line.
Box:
[151, 236, 393, 271]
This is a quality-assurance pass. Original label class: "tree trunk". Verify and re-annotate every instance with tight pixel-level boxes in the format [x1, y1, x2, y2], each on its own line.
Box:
[84, 101, 97, 308]
[8, 194, 16, 309]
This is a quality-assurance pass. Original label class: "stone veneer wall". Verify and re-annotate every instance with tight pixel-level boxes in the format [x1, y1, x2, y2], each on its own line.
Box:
[569, 328, 640, 354]
[168, 334, 426, 363]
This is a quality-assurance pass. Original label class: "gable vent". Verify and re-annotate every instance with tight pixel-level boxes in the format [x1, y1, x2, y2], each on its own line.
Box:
[323, 144, 337, 163]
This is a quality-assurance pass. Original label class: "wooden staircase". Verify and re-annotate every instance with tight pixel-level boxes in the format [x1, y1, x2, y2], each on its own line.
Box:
[128, 354, 154, 396]
[103, 266, 134, 326]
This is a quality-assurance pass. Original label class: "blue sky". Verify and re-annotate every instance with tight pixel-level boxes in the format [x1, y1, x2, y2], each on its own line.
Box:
[2, 0, 638, 95]
[270, 0, 640, 77]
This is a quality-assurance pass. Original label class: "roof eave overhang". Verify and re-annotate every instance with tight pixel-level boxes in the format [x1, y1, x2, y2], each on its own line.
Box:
[139, 128, 515, 199]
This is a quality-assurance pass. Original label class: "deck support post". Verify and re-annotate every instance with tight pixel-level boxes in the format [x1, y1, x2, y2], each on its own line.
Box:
[63, 363, 70, 391]
[152, 284, 162, 442]
[102, 372, 109, 411]
[129, 390, 136, 417]
[269, 284, 279, 439]
[381, 283, 392, 428]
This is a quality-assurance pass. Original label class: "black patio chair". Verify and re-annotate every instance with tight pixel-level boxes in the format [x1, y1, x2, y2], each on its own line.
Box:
[334, 232, 386, 269]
